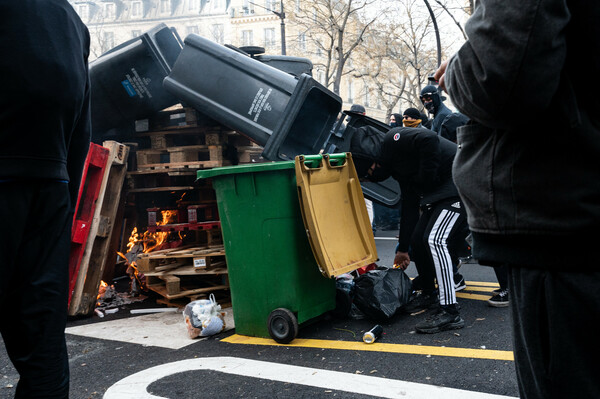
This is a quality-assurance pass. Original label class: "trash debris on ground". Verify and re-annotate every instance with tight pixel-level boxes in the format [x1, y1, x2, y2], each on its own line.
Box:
[352, 267, 412, 321]
[183, 294, 226, 339]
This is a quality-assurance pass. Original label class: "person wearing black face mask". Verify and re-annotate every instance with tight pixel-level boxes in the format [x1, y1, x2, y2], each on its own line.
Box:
[351, 126, 469, 333]
[420, 85, 452, 134]
[389, 113, 403, 128]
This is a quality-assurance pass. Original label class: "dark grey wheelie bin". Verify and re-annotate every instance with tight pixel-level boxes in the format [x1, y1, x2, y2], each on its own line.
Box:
[163, 34, 342, 161]
[90, 23, 183, 142]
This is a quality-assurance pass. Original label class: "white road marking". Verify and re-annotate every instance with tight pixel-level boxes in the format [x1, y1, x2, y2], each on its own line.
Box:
[103, 356, 517, 399]
[66, 310, 234, 350]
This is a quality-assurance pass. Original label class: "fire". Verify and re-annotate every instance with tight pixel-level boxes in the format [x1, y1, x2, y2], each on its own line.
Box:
[116, 209, 187, 295]
[96, 280, 110, 306]
[97, 280, 108, 299]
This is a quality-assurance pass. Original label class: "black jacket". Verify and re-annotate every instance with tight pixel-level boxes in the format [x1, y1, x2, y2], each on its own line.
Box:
[0, 0, 91, 208]
[445, 0, 600, 267]
[378, 128, 459, 251]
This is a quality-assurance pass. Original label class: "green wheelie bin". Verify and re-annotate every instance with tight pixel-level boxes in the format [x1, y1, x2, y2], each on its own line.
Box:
[197, 160, 335, 343]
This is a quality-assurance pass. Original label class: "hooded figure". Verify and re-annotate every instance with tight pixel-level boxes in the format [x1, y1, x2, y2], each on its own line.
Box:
[350, 126, 469, 334]
[389, 113, 403, 128]
[350, 126, 386, 180]
[420, 85, 452, 134]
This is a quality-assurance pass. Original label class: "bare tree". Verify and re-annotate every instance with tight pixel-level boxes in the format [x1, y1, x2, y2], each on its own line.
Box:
[289, 0, 388, 95]
[353, 0, 441, 121]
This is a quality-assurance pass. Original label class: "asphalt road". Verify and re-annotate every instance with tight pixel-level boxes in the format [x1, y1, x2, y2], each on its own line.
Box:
[0, 230, 518, 399]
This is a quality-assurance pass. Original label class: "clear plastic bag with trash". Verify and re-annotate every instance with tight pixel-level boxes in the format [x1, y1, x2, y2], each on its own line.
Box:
[183, 293, 226, 339]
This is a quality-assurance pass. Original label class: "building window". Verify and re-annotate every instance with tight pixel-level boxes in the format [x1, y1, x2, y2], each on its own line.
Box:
[212, 0, 224, 10]
[131, 30, 142, 38]
[160, 0, 171, 14]
[76, 4, 89, 21]
[131, 1, 142, 17]
[104, 2, 116, 20]
[242, 30, 254, 46]
[186, 25, 199, 35]
[188, 0, 200, 11]
[264, 28, 276, 47]
[315, 40, 322, 57]
[364, 89, 370, 107]
[102, 31, 115, 52]
[242, 0, 254, 15]
[211, 24, 224, 44]
[298, 33, 306, 50]
[265, 0, 279, 11]
[347, 81, 353, 103]
[317, 70, 324, 85]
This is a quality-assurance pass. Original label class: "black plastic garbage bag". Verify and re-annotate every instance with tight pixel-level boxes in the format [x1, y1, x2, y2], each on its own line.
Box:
[353, 267, 412, 321]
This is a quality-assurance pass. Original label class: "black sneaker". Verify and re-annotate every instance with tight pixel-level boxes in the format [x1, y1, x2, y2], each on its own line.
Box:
[403, 291, 438, 314]
[454, 274, 466, 291]
[488, 289, 509, 307]
[415, 308, 465, 334]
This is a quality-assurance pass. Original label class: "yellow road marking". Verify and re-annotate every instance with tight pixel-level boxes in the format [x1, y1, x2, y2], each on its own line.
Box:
[465, 281, 500, 288]
[457, 292, 495, 301]
[222, 334, 514, 361]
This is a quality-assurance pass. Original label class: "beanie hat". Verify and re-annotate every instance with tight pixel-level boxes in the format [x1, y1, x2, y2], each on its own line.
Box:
[403, 108, 422, 120]
[420, 85, 438, 97]
[350, 104, 366, 114]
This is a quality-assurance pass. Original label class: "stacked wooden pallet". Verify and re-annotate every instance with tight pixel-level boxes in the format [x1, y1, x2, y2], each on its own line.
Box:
[122, 105, 263, 307]
[136, 245, 229, 306]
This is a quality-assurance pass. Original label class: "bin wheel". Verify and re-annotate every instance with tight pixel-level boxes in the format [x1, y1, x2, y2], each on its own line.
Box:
[332, 288, 352, 319]
[268, 308, 298, 344]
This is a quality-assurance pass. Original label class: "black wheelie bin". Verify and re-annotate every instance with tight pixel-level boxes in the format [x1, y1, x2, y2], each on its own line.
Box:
[162, 34, 341, 161]
[90, 24, 183, 143]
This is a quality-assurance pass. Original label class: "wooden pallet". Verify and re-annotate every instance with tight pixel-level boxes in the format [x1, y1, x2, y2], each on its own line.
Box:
[135, 106, 222, 133]
[136, 245, 229, 300]
[136, 160, 227, 172]
[237, 145, 266, 163]
[136, 245, 226, 273]
[69, 141, 130, 317]
[137, 145, 225, 166]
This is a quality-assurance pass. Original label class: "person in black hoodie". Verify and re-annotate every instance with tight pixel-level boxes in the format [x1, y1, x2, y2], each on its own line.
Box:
[351, 126, 469, 333]
[0, 1, 91, 397]
[420, 85, 452, 134]
[436, 0, 600, 396]
[389, 113, 403, 128]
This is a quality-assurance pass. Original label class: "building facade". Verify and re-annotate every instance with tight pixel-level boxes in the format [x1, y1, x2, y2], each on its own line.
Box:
[70, 0, 388, 120]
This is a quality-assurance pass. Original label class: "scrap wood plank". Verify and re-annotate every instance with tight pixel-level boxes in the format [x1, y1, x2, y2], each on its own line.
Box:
[144, 265, 228, 277]
[68, 141, 130, 317]
[136, 160, 225, 171]
[147, 281, 229, 300]
[141, 245, 225, 258]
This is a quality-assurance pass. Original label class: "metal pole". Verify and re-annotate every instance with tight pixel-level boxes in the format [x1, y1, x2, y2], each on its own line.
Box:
[279, 1, 286, 55]
[423, 0, 441, 67]
[249, 0, 286, 55]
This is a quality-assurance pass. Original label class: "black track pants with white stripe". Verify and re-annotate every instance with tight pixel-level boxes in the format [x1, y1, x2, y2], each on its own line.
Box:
[410, 197, 469, 306]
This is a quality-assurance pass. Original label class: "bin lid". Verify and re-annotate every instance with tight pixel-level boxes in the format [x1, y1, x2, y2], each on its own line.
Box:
[196, 161, 294, 180]
[295, 153, 378, 278]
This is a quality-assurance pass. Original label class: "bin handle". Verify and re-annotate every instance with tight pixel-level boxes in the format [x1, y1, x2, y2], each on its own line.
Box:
[297, 153, 347, 170]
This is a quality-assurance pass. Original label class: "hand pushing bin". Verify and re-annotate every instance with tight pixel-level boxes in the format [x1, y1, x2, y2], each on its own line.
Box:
[196, 154, 375, 343]
[90, 24, 183, 142]
[164, 34, 342, 161]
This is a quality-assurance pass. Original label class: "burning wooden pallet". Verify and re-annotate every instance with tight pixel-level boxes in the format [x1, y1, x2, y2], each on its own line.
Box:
[69, 141, 130, 317]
